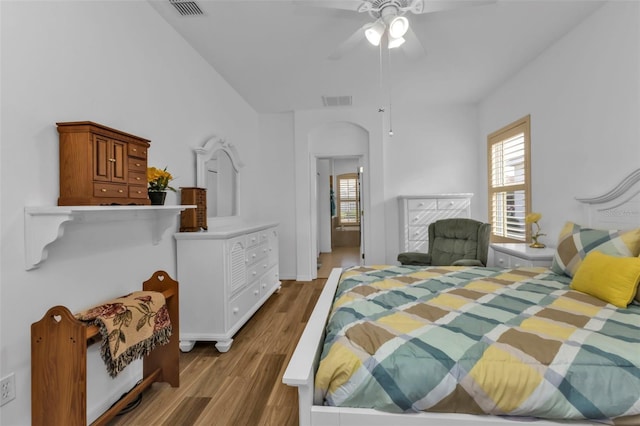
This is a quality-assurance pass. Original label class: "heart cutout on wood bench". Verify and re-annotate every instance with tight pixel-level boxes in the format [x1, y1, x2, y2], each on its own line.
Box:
[53, 314, 62, 323]
[157, 274, 165, 281]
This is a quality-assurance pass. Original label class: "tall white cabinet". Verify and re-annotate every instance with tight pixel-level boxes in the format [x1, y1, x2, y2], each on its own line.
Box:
[398, 194, 473, 253]
[175, 221, 280, 353]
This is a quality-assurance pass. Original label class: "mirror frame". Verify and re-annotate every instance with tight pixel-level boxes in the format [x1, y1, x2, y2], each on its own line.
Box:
[195, 136, 244, 217]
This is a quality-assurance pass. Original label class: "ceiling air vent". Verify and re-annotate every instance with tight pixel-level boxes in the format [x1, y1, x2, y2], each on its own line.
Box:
[322, 95, 353, 107]
[169, 0, 204, 16]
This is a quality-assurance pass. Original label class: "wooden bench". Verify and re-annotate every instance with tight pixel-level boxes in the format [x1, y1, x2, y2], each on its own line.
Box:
[31, 270, 179, 426]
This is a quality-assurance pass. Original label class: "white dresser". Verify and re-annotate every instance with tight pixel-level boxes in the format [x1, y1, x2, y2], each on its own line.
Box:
[491, 243, 555, 268]
[398, 194, 473, 253]
[175, 221, 280, 353]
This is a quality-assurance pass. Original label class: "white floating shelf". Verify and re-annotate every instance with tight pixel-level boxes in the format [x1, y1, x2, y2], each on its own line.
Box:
[24, 205, 195, 270]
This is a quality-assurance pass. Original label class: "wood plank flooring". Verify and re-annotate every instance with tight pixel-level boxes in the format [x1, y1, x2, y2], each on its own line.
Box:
[108, 279, 324, 426]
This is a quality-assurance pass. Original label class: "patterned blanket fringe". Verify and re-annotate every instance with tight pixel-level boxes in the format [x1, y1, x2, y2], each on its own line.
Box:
[95, 321, 173, 378]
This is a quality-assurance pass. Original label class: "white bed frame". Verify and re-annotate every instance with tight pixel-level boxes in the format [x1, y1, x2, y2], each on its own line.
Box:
[283, 169, 640, 426]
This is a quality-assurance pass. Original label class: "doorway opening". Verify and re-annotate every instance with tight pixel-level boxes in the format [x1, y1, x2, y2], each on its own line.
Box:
[316, 157, 363, 277]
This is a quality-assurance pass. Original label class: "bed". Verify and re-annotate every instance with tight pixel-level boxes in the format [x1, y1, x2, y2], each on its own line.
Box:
[283, 168, 640, 426]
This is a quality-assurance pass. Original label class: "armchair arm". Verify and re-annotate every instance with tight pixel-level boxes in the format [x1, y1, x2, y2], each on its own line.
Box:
[397, 252, 432, 266]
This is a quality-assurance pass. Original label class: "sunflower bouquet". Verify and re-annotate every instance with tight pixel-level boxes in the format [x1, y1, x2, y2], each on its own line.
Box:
[147, 166, 176, 192]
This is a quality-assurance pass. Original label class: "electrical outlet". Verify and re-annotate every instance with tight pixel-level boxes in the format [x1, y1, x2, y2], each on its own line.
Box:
[0, 373, 16, 406]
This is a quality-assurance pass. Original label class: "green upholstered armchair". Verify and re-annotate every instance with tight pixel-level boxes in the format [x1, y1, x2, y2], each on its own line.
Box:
[397, 218, 491, 267]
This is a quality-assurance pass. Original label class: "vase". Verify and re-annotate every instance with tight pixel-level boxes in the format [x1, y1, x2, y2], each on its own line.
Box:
[148, 191, 167, 206]
[529, 235, 546, 248]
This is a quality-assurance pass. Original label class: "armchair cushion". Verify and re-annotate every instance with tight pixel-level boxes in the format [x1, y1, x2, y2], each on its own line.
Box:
[452, 259, 484, 267]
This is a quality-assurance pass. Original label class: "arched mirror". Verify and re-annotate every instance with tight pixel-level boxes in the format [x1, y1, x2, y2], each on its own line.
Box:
[195, 136, 243, 218]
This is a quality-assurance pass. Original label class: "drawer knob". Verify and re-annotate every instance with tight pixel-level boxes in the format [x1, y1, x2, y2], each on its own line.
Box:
[101, 188, 107, 192]
[252, 271, 257, 276]
[132, 148, 137, 152]
[449, 201, 454, 205]
[136, 177, 141, 180]
[418, 202, 424, 207]
[136, 163, 141, 167]
[118, 189, 124, 193]
[254, 290, 259, 296]
[137, 191, 142, 194]
[252, 254, 257, 258]
[233, 307, 239, 314]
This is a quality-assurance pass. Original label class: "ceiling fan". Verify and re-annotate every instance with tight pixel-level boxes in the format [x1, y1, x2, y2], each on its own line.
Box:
[299, 0, 494, 60]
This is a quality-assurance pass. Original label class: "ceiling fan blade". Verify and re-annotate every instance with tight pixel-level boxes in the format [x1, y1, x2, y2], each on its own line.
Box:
[328, 24, 367, 60]
[402, 27, 425, 61]
[417, 0, 495, 15]
[292, 0, 363, 12]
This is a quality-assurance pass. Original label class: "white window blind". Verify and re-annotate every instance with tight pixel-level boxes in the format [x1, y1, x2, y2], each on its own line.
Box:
[488, 116, 531, 243]
[337, 174, 360, 225]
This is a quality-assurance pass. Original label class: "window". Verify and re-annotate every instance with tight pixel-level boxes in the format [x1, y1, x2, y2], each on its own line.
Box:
[337, 173, 360, 225]
[487, 115, 531, 243]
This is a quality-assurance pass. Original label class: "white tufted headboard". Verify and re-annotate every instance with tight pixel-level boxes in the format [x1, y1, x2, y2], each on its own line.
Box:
[576, 168, 640, 230]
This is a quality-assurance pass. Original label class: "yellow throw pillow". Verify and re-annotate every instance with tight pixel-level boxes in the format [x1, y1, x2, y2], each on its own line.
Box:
[570, 251, 640, 308]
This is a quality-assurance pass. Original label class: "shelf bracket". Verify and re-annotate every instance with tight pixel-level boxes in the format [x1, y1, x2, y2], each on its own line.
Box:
[24, 207, 75, 271]
[24, 205, 195, 270]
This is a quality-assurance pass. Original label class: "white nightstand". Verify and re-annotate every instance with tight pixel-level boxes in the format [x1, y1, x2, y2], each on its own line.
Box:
[491, 243, 555, 268]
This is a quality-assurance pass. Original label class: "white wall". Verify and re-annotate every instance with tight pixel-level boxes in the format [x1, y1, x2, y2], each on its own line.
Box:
[0, 1, 259, 424]
[383, 104, 481, 262]
[257, 112, 297, 279]
[479, 1, 640, 245]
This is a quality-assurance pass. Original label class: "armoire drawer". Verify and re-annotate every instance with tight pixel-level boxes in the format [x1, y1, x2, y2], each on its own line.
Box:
[128, 185, 147, 199]
[94, 183, 127, 198]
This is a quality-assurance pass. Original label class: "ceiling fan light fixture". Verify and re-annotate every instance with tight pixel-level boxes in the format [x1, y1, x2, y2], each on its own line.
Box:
[365, 21, 385, 46]
[388, 35, 406, 49]
[388, 16, 409, 38]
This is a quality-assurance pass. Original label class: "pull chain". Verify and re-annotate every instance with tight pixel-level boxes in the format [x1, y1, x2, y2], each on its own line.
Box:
[387, 41, 394, 137]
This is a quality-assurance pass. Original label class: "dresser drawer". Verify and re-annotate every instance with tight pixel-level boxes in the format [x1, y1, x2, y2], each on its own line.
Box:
[408, 225, 429, 241]
[128, 185, 147, 199]
[245, 243, 268, 266]
[260, 265, 280, 297]
[437, 198, 470, 210]
[408, 199, 437, 210]
[408, 210, 437, 225]
[246, 231, 262, 248]
[407, 240, 429, 252]
[93, 183, 127, 198]
[247, 258, 270, 283]
[227, 281, 261, 331]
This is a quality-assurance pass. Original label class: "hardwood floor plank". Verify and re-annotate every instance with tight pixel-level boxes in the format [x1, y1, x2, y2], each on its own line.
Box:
[228, 353, 286, 425]
[162, 396, 211, 425]
[107, 278, 327, 426]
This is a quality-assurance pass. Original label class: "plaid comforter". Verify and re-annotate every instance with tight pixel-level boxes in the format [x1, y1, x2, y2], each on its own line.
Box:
[315, 265, 640, 423]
